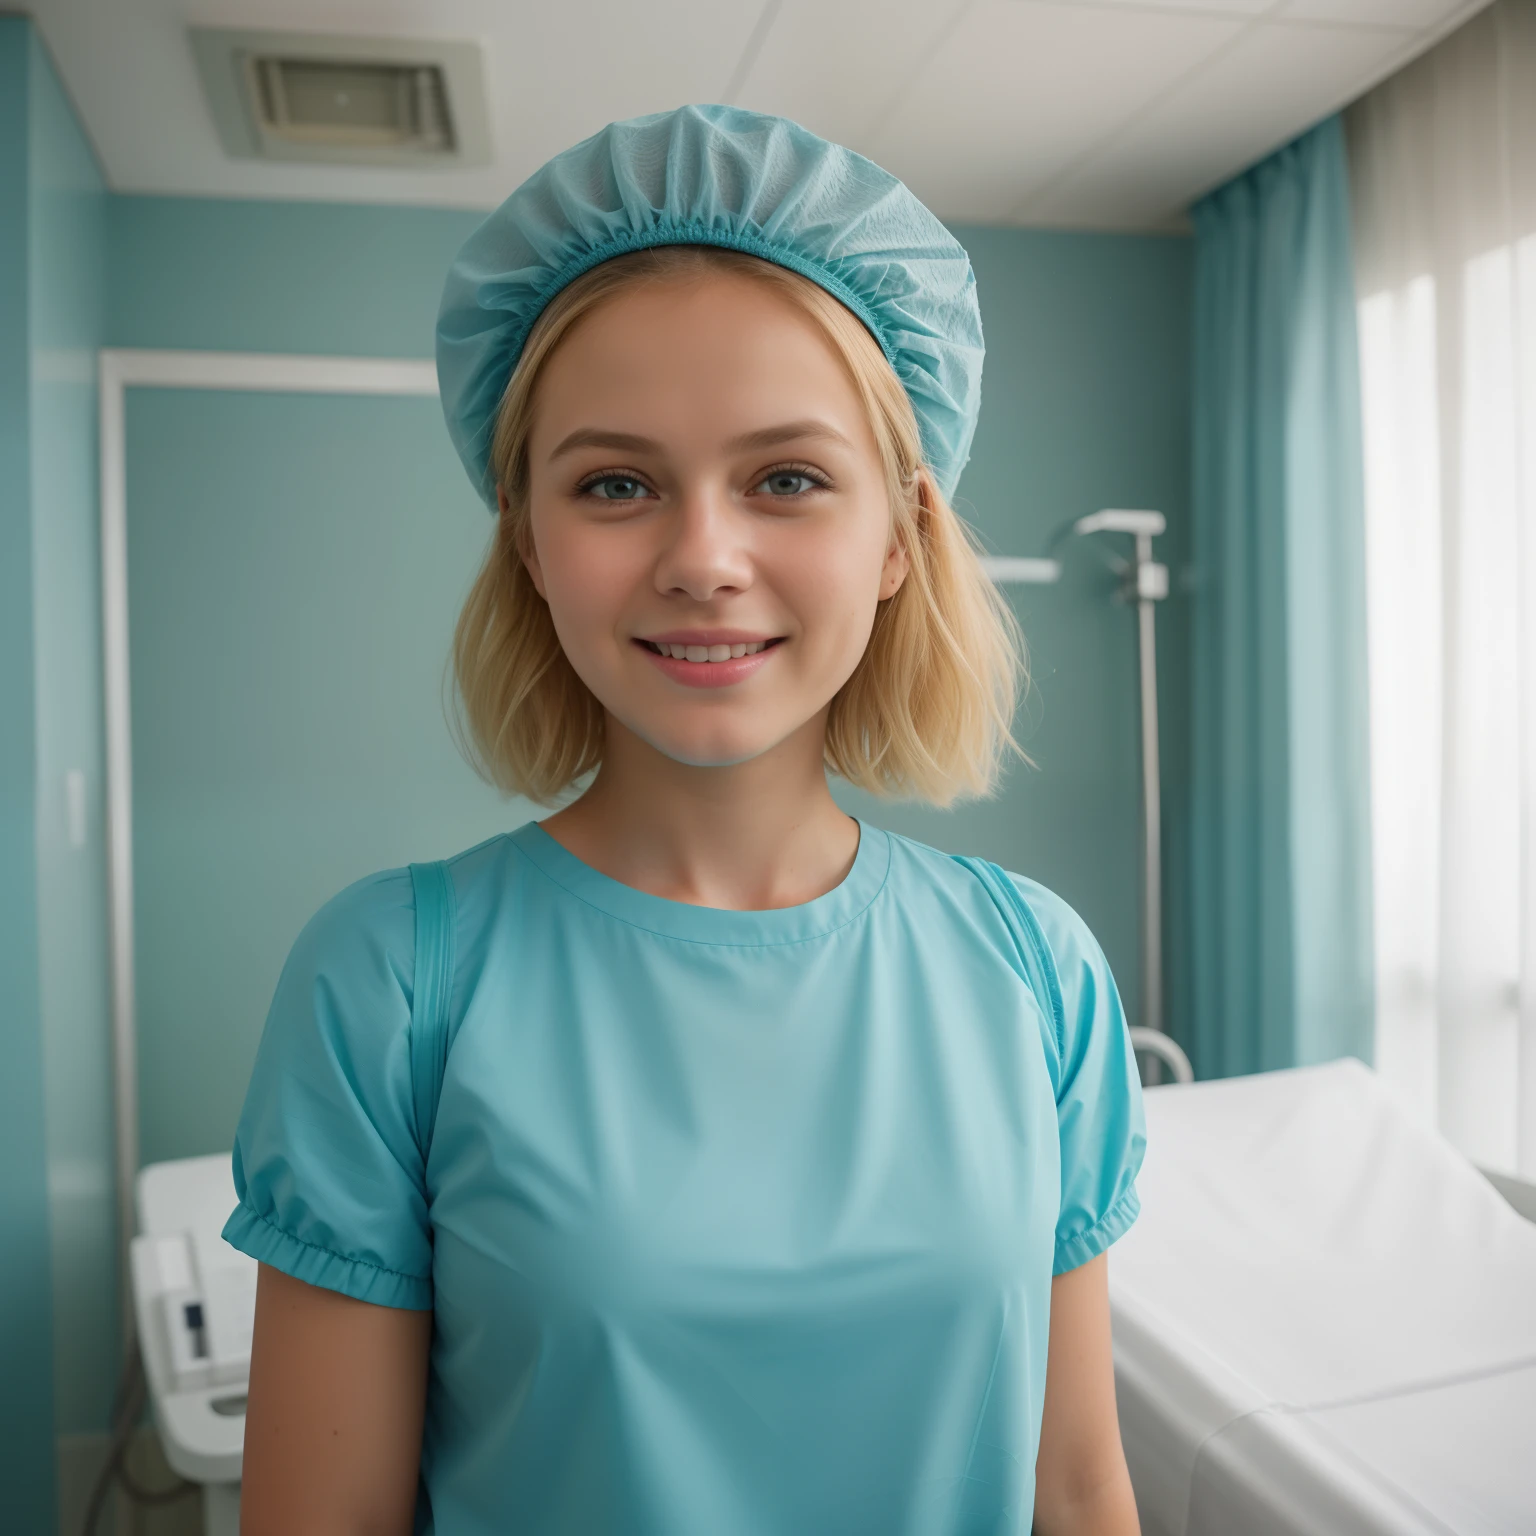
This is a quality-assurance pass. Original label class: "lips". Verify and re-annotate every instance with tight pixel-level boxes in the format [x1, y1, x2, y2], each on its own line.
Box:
[633, 635, 784, 689]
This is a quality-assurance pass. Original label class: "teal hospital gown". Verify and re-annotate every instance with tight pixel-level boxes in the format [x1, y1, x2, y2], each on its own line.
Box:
[223, 820, 1145, 1535]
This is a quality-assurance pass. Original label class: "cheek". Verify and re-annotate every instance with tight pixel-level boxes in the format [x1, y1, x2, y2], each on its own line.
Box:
[770, 517, 892, 641]
[532, 514, 642, 651]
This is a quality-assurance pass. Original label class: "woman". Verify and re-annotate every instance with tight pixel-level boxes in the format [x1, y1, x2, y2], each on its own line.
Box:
[226, 104, 1145, 1535]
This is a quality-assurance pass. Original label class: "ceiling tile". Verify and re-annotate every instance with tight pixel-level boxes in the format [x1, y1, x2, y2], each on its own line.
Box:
[24, 0, 1478, 224]
[441, 0, 766, 188]
[866, 0, 1243, 220]
[1022, 15, 1418, 226]
[1278, 0, 1470, 28]
[28, 0, 765, 206]
[731, 0, 971, 151]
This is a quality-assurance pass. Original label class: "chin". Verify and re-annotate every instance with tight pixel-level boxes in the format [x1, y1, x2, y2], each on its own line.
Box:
[630, 719, 783, 770]
[654, 738, 776, 770]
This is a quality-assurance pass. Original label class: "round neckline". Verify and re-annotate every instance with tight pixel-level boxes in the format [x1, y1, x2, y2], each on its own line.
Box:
[508, 817, 890, 948]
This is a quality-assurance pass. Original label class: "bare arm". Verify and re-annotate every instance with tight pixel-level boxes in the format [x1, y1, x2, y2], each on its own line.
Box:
[241, 1263, 432, 1536]
[1033, 1253, 1141, 1536]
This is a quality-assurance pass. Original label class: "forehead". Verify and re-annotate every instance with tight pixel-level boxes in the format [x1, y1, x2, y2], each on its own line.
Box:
[528, 270, 876, 454]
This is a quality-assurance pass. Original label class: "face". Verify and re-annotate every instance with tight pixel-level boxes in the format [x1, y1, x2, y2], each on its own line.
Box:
[518, 268, 908, 771]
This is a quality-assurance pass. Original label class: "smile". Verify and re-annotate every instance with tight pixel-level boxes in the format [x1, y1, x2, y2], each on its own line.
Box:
[640, 639, 776, 662]
[633, 635, 785, 689]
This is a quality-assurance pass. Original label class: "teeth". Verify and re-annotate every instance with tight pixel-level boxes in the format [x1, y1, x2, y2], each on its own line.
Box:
[654, 640, 772, 661]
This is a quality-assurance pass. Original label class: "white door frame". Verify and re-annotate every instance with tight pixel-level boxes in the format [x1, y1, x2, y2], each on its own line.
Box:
[97, 348, 439, 1348]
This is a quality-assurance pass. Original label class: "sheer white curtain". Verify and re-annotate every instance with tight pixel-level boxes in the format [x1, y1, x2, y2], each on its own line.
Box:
[1349, 0, 1536, 1177]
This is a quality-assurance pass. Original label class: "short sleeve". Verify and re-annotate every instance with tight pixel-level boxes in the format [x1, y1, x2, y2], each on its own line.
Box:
[221, 869, 434, 1309]
[1010, 877, 1147, 1275]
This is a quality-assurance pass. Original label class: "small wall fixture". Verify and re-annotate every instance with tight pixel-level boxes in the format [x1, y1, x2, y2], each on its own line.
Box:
[190, 28, 491, 169]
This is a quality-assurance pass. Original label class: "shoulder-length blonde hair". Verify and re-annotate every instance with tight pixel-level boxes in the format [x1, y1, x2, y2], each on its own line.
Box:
[453, 246, 1024, 806]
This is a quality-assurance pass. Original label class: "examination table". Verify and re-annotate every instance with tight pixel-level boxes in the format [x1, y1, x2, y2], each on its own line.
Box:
[1112, 1058, 1536, 1536]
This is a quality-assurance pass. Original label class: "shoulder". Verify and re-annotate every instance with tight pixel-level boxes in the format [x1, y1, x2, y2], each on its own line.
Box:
[284, 831, 512, 1005]
[1000, 874, 1126, 1087]
[288, 865, 414, 978]
[1000, 874, 1108, 982]
[264, 870, 419, 1063]
[881, 829, 1120, 1049]
[879, 829, 1105, 967]
[878, 827, 1012, 910]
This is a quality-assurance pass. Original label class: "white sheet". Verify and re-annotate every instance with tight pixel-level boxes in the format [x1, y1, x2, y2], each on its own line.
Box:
[1111, 1059, 1536, 1536]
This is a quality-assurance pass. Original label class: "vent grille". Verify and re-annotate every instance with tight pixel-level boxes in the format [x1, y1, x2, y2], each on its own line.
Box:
[248, 58, 455, 152]
[191, 28, 490, 169]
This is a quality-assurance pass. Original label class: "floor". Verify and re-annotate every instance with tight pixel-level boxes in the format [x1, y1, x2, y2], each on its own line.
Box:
[57, 1429, 205, 1536]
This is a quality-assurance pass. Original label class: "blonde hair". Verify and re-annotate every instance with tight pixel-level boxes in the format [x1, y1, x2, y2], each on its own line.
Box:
[452, 246, 1024, 806]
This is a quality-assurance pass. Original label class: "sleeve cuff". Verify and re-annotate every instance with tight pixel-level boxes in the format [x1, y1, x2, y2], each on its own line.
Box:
[222, 1201, 433, 1311]
[1052, 1184, 1140, 1276]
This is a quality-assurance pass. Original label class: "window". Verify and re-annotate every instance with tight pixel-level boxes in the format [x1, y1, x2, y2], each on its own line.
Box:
[1350, 1, 1536, 1175]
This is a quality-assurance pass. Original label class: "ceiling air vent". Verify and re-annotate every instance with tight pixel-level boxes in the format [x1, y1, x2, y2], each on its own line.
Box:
[191, 28, 491, 169]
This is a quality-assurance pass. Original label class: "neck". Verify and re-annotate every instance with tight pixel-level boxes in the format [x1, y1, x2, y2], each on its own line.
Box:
[539, 714, 860, 911]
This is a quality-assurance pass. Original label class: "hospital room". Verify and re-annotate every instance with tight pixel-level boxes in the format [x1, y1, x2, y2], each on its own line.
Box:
[6, 0, 1536, 1531]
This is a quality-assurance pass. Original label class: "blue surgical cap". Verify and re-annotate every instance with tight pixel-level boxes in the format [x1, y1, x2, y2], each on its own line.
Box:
[435, 103, 984, 507]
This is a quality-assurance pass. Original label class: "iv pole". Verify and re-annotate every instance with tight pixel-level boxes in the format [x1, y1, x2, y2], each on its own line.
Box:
[986, 512, 1193, 1084]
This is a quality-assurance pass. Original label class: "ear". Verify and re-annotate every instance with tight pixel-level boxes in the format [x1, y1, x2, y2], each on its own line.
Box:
[881, 477, 924, 601]
[879, 531, 910, 601]
[502, 485, 548, 599]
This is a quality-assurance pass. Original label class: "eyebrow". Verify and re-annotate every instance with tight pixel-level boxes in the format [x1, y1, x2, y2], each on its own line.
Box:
[548, 428, 660, 460]
[725, 420, 854, 454]
[547, 419, 854, 461]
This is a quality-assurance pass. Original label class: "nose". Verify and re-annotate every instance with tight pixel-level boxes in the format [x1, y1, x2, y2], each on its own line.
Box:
[652, 484, 754, 603]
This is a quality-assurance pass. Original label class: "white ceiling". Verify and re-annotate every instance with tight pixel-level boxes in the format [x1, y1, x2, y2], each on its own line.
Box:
[27, 0, 1487, 230]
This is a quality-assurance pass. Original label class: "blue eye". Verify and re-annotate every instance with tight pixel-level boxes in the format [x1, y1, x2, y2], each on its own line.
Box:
[755, 470, 821, 497]
[584, 475, 650, 501]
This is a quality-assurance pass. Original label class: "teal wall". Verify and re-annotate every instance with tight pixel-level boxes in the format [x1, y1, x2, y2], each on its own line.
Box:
[1, 16, 110, 1531]
[104, 200, 1193, 1189]
[125, 388, 511, 1164]
[0, 22, 55, 1531]
[31, 23, 112, 1449]
[106, 195, 482, 357]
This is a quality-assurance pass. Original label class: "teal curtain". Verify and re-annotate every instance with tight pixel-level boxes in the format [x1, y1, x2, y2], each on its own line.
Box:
[1188, 116, 1375, 1079]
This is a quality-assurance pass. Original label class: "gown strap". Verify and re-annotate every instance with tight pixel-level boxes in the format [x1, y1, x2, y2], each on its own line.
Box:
[952, 855, 1067, 1073]
[408, 859, 458, 1162]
